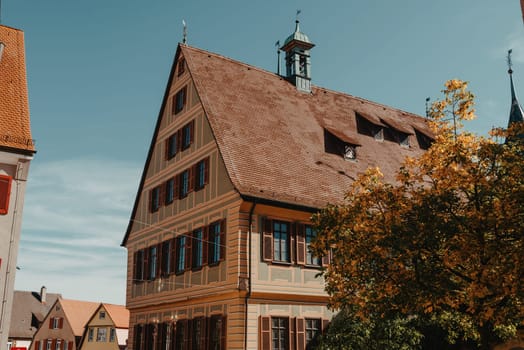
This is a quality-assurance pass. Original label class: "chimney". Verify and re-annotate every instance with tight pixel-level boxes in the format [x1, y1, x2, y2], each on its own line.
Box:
[40, 286, 47, 304]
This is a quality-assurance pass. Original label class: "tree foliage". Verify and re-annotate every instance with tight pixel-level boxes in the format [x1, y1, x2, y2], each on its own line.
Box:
[311, 80, 524, 349]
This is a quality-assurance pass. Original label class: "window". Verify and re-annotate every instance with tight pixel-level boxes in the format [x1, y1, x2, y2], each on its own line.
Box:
[208, 315, 225, 350]
[46, 340, 52, 350]
[299, 55, 307, 76]
[192, 318, 205, 350]
[181, 121, 194, 150]
[180, 170, 190, 198]
[165, 178, 175, 205]
[305, 226, 321, 266]
[99, 311, 106, 319]
[0, 174, 12, 215]
[192, 228, 204, 269]
[305, 319, 321, 349]
[176, 236, 187, 273]
[50, 317, 62, 329]
[55, 340, 61, 350]
[208, 220, 225, 265]
[194, 158, 209, 190]
[161, 240, 173, 276]
[97, 327, 107, 342]
[134, 250, 144, 282]
[166, 133, 178, 159]
[150, 186, 161, 212]
[149, 246, 158, 280]
[273, 221, 290, 262]
[173, 86, 187, 115]
[174, 320, 186, 349]
[110, 328, 116, 342]
[271, 317, 289, 350]
[88, 327, 94, 342]
[415, 129, 432, 150]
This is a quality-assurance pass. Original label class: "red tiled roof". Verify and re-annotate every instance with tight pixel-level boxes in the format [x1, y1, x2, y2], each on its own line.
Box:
[0, 25, 35, 153]
[182, 45, 432, 208]
[60, 299, 99, 336]
[103, 303, 129, 329]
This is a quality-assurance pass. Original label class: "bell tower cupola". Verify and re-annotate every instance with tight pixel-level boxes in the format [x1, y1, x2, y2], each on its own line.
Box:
[280, 18, 315, 93]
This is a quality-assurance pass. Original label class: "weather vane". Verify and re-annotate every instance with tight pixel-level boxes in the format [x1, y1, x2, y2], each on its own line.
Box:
[296, 9, 301, 21]
[507, 49, 513, 74]
[182, 20, 187, 44]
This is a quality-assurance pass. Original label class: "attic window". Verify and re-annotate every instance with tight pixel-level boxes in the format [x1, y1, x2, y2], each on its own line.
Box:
[99, 311, 106, 319]
[398, 132, 410, 147]
[324, 129, 358, 161]
[356, 114, 384, 141]
[173, 86, 187, 115]
[415, 129, 433, 150]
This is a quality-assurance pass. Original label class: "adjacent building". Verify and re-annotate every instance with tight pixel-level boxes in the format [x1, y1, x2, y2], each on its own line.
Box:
[79, 303, 129, 350]
[0, 24, 36, 348]
[8, 287, 61, 349]
[30, 299, 98, 350]
[121, 21, 434, 349]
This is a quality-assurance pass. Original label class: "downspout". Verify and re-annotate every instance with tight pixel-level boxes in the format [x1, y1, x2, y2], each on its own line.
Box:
[244, 200, 257, 350]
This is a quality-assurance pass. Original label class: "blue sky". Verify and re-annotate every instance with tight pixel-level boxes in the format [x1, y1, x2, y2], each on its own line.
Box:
[3, 1, 523, 304]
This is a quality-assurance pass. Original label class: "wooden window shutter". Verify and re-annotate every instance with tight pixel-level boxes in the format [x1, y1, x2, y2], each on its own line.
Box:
[51, 339, 56, 350]
[68, 341, 73, 350]
[204, 157, 210, 185]
[176, 129, 183, 152]
[185, 233, 192, 270]
[133, 251, 138, 280]
[219, 219, 226, 261]
[59, 317, 63, 329]
[202, 226, 209, 265]
[170, 238, 176, 275]
[259, 316, 270, 350]
[322, 250, 330, 267]
[322, 319, 330, 334]
[220, 315, 227, 350]
[296, 224, 306, 265]
[143, 248, 150, 280]
[34, 341, 40, 350]
[289, 317, 295, 350]
[49, 318, 53, 329]
[189, 119, 195, 145]
[262, 218, 273, 262]
[173, 174, 180, 200]
[188, 165, 194, 193]
[200, 318, 207, 350]
[159, 185, 166, 208]
[0, 175, 11, 215]
[296, 318, 305, 350]
[156, 243, 162, 277]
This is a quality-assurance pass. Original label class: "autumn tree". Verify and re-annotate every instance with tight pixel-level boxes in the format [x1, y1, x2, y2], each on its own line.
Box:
[311, 80, 524, 350]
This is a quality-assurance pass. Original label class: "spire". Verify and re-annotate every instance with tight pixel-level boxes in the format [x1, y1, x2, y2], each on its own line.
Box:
[507, 49, 524, 128]
[280, 13, 315, 93]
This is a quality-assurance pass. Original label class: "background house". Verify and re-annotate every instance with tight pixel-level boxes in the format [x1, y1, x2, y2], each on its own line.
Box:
[122, 21, 434, 350]
[0, 24, 36, 349]
[8, 287, 61, 349]
[79, 303, 129, 350]
[31, 298, 98, 350]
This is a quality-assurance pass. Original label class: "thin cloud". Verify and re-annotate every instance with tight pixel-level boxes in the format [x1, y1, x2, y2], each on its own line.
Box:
[15, 157, 140, 305]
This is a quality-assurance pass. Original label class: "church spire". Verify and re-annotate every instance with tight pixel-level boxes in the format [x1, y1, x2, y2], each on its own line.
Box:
[507, 49, 524, 128]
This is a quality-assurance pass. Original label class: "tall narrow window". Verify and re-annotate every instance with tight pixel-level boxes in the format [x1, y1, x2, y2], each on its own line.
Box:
[88, 328, 94, 342]
[194, 158, 209, 191]
[149, 246, 158, 280]
[166, 133, 178, 159]
[271, 317, 289, 350]
[161, 240, 172, 276]
[173, 86, 187, 115]
[55, 340, 61, 350]
[165, 178, 175, 205]
[192, 228, 203, 269]
[174, 320, 186, 349]
[180, 170, 189, 198]
[305, 225, 320, 266]
[109, 328, 116, 342]
[181, 121, 194, 150]
[273, 221, 290, 262]
[150, 186, 160, 212]
[305, 319, 321, 349]
[97, 328, 107, 342]
[176, 236, 186, 273]
[208, 315, 225, 350]
[134, 250, 144, 282]
[192, 318, 205, 350]
[208, 220, 225, 265]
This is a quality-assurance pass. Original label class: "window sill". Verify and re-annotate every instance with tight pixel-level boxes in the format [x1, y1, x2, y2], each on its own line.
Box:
[271, 260, 292, 266]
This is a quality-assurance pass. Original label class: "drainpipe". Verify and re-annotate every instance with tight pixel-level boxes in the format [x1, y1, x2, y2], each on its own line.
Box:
[244, 200, 256, 350]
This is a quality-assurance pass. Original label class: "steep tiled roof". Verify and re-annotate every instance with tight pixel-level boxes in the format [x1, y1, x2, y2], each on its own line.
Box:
[60, 299, 99, 336]
[0, 25, 35, 154]
[9, 290, 61, 339]
[103, 303, 129, 329]
[182, 45, 432, 208]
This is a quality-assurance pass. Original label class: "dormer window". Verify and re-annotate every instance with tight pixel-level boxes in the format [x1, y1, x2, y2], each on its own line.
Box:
[99, 311, 106, 319]
[373, 127, 384, 141]
[356, 113, 386, 141]
[415, 129, 433, 150]
[324, 128, 360, 161]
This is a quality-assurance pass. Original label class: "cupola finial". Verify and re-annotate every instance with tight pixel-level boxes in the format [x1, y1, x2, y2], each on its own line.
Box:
[182, 19, 187, 44]
[508, 49, 513, 75]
